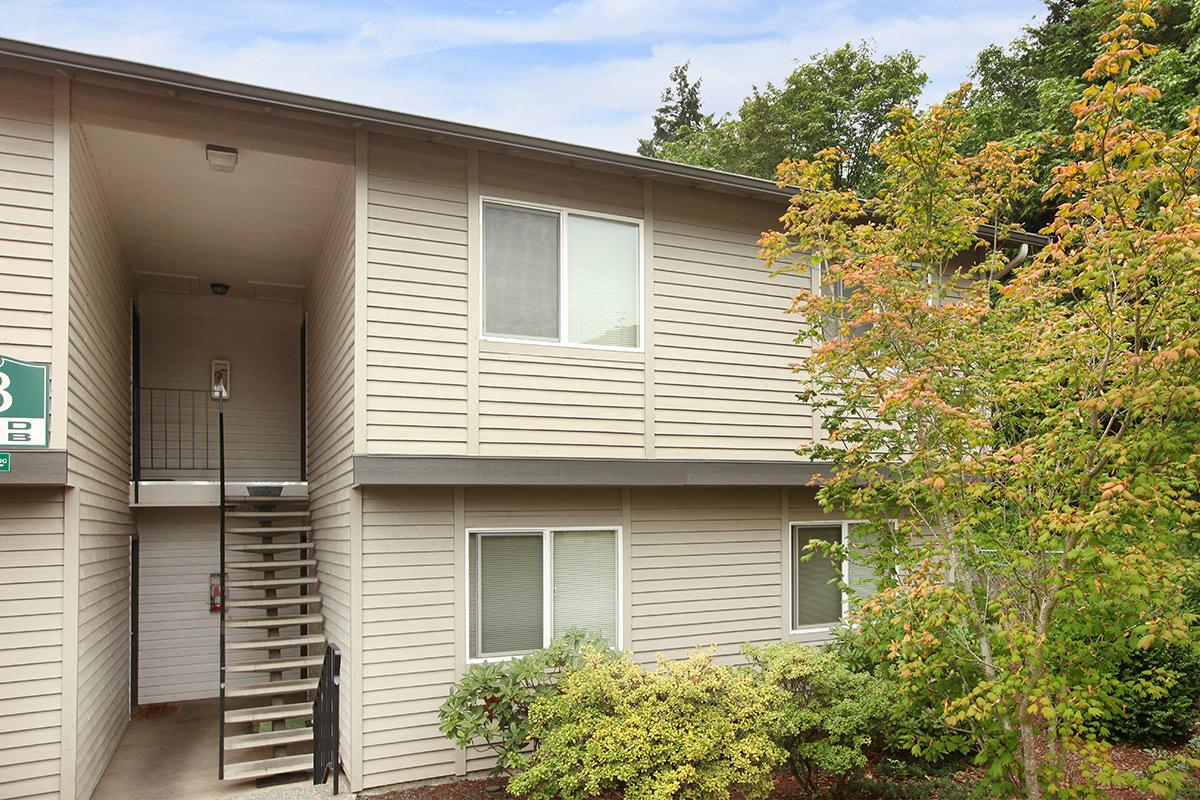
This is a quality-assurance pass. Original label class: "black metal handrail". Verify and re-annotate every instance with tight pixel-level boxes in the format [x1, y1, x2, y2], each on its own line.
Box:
[139, 387, 217, 472]
[313, 645, 342, 794]
[217, 397, 227, 779]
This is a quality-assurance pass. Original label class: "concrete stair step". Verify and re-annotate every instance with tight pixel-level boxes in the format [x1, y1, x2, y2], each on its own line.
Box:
[224, 726, 313, 752]
[227, 655, 325, 673]
[227, 577, 318, 589]
[228, 559, 317, 571]
[224, 702, 312, 725]
[226, 496, 308, 504]
[228, 542, 315, 553]
[226, 677, 318, 699]
[227, 596, 321, 609]
[226, 510, 310, 518]
[226, 525, 312, 535]
[225, 613, 322, 629]
[227, 634, 326, 650]
[223, 753, 311, 781]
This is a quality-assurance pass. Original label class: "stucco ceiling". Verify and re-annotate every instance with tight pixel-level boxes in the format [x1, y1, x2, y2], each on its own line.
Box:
[80, 123, 349, 298]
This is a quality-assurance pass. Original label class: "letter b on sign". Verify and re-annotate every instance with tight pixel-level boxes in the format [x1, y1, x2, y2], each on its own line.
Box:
[0, 357, 49, 448]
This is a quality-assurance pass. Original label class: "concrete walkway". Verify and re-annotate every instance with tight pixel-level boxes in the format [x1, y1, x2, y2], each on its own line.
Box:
[92, 700, 353, 800]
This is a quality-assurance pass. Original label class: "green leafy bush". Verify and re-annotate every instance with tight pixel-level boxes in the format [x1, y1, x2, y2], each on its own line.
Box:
[744, 641, 894, 798]
[833, 584, 977, 763]
[508, 649, 789, 800]
[1109, 642, 1200, 746]
[437, 630, 614, 775]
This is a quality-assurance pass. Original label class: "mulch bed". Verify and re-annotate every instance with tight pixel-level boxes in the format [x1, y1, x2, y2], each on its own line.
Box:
[365, 743, 1196, 800]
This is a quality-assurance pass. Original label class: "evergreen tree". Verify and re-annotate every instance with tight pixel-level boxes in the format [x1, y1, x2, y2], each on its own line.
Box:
[637, 62, 707, 157]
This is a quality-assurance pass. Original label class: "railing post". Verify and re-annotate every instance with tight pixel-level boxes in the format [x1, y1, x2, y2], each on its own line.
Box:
[217, 396, 226, 780]
[313, 645, 341, 793]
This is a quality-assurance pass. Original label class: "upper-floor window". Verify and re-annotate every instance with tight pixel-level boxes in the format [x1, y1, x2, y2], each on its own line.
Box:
[482, 200, 641, 350]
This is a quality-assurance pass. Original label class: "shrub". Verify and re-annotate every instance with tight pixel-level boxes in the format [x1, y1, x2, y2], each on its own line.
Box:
[437, 629, 614, 775]
[508, 649, 789, 800]
[833, 582, 982, 763]
[1109, 642, 1200, 746]
[744, 641, 894, 798]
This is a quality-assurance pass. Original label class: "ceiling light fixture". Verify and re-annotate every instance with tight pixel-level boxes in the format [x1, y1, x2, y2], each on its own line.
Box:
[210, 283, 230, 296]
[205, 144, 238, 173]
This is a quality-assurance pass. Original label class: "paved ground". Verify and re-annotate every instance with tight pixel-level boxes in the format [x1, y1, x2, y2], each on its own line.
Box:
[92, 699, 353, 800]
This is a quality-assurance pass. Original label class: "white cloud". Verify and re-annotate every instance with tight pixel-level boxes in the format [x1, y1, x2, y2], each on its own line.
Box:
[0, 0, 1044, 151]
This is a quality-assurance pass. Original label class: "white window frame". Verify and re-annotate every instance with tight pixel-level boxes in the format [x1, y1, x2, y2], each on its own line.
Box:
[479, 196, 645, 352]
[465, 525, 624, 664]
[787, 519, 866, 635]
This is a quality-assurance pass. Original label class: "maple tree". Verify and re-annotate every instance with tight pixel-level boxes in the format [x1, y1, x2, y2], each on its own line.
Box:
[760, 2, 1200, 797]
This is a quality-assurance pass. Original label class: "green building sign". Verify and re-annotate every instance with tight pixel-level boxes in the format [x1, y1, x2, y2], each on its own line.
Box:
[0, 356, 49, 448]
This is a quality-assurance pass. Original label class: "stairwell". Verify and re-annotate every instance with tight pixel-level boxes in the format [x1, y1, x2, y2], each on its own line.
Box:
[220, 491, 326, 782]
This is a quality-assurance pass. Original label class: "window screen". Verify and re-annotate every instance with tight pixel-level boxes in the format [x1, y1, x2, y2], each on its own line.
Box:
[846, 522, 879, 600]
[792, 525, 843, 628]
[470, 533, 543, 658]
[483, 203, 560, 341]
[567, 215, 639, 348]
[552, 530, 617, 643]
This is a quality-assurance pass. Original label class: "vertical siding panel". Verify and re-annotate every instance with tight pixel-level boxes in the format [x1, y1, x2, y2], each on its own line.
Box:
[0, 67, 55, 365]
[0, 489, 64, 800]
[365, 136, 469, 454]
[307, 168, 357, 783]
[67, 126, 133, 800]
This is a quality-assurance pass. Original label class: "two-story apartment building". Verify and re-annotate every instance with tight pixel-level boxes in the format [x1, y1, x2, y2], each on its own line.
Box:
[0, 38, 1044, 800]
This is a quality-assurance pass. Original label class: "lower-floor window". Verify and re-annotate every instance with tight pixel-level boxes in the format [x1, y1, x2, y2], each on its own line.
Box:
[468, 528, 618, 660]
[790, 521, 878, 631]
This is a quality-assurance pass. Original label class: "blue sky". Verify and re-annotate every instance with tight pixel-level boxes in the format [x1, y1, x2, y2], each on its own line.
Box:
[1, 0, 1046, 152]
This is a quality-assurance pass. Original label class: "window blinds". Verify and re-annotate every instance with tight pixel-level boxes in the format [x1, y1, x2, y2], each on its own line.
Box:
[472, 533, 544, 658]
[567, 215, 639, 348]
[792, 525, 843, 628]
[552, 530, 617, 644]
[483, 203, 560, 341]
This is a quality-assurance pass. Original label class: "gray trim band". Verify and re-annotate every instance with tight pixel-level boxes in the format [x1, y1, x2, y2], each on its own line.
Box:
[0, 449, 68, 486]
[354, 454, 833, 487]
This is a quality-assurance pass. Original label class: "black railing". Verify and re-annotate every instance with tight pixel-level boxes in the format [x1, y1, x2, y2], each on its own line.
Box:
[217, 398, 227, 780]
[313, 645, 342, 794]
[139, 387, 217, 472]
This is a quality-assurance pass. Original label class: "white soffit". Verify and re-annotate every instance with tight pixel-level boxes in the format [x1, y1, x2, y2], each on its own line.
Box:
[81, 123, 349, 291]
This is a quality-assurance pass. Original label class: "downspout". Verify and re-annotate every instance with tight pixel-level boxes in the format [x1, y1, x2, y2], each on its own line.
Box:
[996, 242, 1031, 281]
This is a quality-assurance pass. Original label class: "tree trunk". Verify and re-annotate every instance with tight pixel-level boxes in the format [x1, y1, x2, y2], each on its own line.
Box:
[1020, 714, 1043, 800]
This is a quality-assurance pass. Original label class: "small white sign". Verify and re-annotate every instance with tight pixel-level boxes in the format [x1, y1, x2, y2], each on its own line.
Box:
[211, 359, 230, 400]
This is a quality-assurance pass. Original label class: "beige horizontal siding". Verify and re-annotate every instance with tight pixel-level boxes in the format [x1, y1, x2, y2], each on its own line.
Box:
[361, 143, 822, 461]
[478, 151, 642, 217]
[356, 486, 854, 790]
[137, 291, 303, 481]
[306, 168, 357, 781]
[651, 186, 813, 459]
[0, 488, 64, 800]
[365, 135, 469, 454]
[478, 347, 644, 457]
[360, 487, 458, 788]
[0, 67, 55, 365]
[68, 126, 134, 800]
[629, 487, 784, 664]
